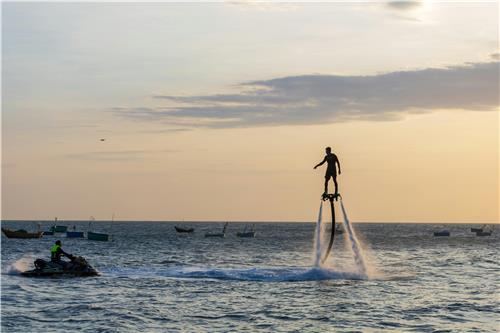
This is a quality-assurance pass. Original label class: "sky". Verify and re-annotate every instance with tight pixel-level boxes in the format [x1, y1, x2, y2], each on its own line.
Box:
[1, 1, 499, 222]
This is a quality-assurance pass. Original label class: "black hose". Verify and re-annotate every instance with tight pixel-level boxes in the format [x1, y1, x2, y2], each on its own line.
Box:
[321, 196, 336, 264]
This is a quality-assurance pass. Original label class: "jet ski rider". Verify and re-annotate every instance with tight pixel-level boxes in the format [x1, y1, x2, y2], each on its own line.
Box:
[50, 240, 72, 263]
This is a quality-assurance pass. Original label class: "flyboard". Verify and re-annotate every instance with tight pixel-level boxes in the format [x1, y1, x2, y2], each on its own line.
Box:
[320, 192, 341, 264]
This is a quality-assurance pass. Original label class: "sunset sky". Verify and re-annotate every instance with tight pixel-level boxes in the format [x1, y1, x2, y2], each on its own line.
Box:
[2, 2, 498, 222]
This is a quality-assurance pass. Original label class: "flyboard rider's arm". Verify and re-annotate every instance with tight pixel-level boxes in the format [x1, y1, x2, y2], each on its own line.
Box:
[337, 156, 341, 174]
[314, 157, 326, 169]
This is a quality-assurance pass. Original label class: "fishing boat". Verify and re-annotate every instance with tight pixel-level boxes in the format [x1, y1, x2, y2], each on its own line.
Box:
[51, 225, 68, 233]
[433, 230, 450, 237]
[205, 222, 229, 238]
[2, 228, 43, 239]
[50, 217, 67, 233]
[87, 217, 110, 241]
[237, 224, 256, 238]
[87, 231, 109, 241]
[175, 226, 194, 233]
[471, 225, 485, 233]
[66, 225, 84, 238]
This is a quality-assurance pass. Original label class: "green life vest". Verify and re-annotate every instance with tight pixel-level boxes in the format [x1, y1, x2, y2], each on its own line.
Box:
[51, 244, 60, 253]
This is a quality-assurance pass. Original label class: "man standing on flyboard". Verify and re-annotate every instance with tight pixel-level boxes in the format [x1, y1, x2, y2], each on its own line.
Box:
[314, 147, 341, 199]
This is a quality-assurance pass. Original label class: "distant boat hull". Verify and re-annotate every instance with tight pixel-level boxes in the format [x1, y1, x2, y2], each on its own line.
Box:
[476, 231, 492, 236]
[205, 222, 228, 238]
[237, 231, 255, 238]
[51, 226, 68, 233]
[66, 231, 84, 238]
[434, 230, 450, 237]
[87, 231, 109, 241]
[175, 226, 194, 233]
[471, 228, 483, 233]
[2, 228, 43, 239]
[42, 231, 54, 236]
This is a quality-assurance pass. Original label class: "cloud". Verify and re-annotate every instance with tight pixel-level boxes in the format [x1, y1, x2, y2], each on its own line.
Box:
[386, 1, 423, 11]
[137, 128, 191, 134]
[112, 61, 499, 128]
[65, 149, 178, 161]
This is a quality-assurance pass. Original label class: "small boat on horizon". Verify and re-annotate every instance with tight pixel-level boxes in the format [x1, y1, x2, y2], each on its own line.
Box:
[475, 230, 492, 237]
[205, 222, 229, 238]
[175, 226, 194, 233]
[87, 216, 110, 241]
[471, 225, 485, 233]
[87, 231, 109, 241]
[50, 217, 67, 233]
[434, 230, 450, 237]
[237, 224, 256, 238]
[51, 225, 68, 233]
[66, 225, 84, 238]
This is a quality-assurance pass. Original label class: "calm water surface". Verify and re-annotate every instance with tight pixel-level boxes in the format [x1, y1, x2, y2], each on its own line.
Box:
[1, 221, 498, 332]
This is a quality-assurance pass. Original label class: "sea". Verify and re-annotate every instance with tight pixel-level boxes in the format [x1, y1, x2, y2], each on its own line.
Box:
[1, 219, 498, 333]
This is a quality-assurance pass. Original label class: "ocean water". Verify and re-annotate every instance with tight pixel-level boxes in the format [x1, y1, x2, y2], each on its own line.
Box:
[1, 220, 498, 332]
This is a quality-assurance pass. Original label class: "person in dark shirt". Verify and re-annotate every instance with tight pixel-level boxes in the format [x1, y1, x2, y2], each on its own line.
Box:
[314, 147, 341, 196]
[50, 240, 72, 262]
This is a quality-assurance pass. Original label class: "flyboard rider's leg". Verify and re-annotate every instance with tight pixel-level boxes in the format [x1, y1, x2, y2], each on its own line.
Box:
[324, 174, 330, 195]
[333, 175, 339, 196]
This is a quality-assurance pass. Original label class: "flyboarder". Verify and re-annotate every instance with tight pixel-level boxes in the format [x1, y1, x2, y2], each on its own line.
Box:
[314, 147, 342, 263]
[314, 147, 341, 198]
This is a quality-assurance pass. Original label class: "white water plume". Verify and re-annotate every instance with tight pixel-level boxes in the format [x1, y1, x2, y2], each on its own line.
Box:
[312, 197, 378, 278]
[340, 199, 369, 277]
[313, 201, 324, 267]
[4, 253, 36, 275]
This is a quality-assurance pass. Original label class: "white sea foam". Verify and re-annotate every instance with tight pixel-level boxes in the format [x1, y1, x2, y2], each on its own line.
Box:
[4, 253, 36, 275]
[102, 266, 368, 282]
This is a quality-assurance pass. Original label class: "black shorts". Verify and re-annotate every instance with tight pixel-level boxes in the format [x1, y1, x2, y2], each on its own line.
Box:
[325, 172, 337, 180]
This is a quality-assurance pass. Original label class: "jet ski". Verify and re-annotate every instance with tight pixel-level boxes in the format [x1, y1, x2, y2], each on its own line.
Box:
[21, 255, 99, 277]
